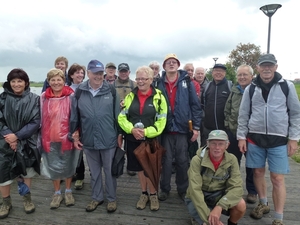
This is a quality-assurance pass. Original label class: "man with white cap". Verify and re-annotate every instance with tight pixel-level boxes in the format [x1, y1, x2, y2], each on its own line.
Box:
[156, 53, 202, 201]
[186, 130, 246, 225]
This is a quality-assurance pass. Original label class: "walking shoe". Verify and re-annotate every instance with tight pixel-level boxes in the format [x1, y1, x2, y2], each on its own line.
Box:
[158, 191, 169, 201]
[136, 194, 149, 210]
[86, 200, 104, 212]
[75, 180, 84, 190]
[250, 202, 270, 219]
[127, 170, 136, 176]
[149, 195, 159, 211]
[272, 219, 285, 225]
[107, 201, 117, 213]
[50, 194, 63, 209]
[246, 193, 257, 204]
[0, 197, 12, 219]
[65, 192, 75, 207]
[23, 193, 35, 214]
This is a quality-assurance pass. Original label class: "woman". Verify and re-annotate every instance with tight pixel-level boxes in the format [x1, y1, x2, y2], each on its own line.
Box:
[40, 68, 80, 209]
[67, 63, 86, 190]
[0, 69, 40, 219]
[118, 66, 167, 211]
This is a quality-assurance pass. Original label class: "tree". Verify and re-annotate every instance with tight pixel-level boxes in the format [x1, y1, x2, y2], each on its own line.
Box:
[228, 43, 261, 75]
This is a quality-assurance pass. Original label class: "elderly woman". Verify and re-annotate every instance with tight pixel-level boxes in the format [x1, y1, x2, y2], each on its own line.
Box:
[40, 68, 80, 209]
[118, 66, 167, 211]
[0, 69, 40, 219]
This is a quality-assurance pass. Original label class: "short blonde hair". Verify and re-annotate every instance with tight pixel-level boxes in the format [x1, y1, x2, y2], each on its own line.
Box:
[54, 56, 68, 69]
[47, 68, 65, 82]
[135, 66, 154, 79]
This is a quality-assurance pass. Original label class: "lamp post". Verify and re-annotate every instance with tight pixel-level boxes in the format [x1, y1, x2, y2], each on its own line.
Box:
[260, 4, 282, 53]
[213, 57, 218, 65]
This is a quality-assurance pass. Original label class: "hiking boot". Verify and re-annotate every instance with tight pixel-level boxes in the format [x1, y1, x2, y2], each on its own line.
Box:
[107, 201, 117, 213]
[127, 170, 136, 176]
[50, 194, 63, 209]
[136, 194, 149, 210]
[246, 193, 257, 204]
[158, 191, 169, 201]
[86, 200, 104, 212]
[23, 193, 35, 214]
[65, 192, 75, 207]
[149, 195, 159, 211]
[0, 197, 12, 219]
[250, 202, 270, 219]
[272, 219, 285, 225]
[75, 180, 84, 190]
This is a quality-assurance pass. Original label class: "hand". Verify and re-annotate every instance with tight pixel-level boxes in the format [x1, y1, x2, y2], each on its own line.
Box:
[238, 139, 247, 154]
[120, 100, 124, 108]
[72, 130, 80, 141]
[74, 140, 83, 150]
[9, 141, 17, 151]
[118, 135, 123, 148]
[131, 128, 144, 140]
[4, 133, 18, 144]
[208, 205, 223, 225]
[190, 130, 199, 142]
[287, 140, 298, 156]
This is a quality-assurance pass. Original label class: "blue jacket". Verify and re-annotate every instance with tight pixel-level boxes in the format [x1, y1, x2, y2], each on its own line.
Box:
[157, 70, 202, 134]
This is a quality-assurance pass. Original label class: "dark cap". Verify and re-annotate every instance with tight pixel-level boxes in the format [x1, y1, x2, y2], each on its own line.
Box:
[105, 62, 116, 69]
[213, 63, 227, 70]
[118, 63, 130, 71]
[87, 60, 105, 73]
[257, 54, 277, 65]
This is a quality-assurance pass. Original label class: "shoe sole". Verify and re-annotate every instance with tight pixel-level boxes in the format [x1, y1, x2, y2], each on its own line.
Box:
[86, 200, 104, 212]
[25, 208, 35, 214]
[107, 208, 117, 213]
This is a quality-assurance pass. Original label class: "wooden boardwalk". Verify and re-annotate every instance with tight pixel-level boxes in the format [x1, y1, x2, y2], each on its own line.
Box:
[1, 156, 300, 225]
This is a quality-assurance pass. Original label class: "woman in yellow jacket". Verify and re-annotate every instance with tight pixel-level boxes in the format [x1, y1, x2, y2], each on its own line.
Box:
[118, 66, 167, 211]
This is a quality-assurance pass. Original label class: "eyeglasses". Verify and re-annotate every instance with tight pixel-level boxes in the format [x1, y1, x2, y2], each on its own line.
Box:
[135, 77, 149, 82]
[237, 73, 250, 78]
[165, 61, 178, 65]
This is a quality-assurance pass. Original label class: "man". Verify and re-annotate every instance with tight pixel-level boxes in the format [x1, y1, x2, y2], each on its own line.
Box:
[184, 63, 200, 97]
[149, 61, 161, 87]
[113, 63, 137, 176]
[157, 53, 201, 201]
[237, 54, 300, 225]
[104, 62, 117, 84]
[186, 130, 246, 225]
[69, 59, 120, 213]
[224, 65, 257, 204]
[194, 67, 209, 99]
[201, 64, 232, 147]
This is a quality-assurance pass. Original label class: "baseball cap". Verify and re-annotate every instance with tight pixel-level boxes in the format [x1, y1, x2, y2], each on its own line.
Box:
[257, 54, 277, 65]
[87, 60, 105, 73]
[105, 62, 116, 69]
[118, 63, 130, 71]
[213, 64, 227, 71]
[207, 130, 228, 141]
[163, 53, 180, 69]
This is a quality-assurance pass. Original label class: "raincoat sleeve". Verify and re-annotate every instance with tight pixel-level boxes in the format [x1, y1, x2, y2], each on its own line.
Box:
[118, 93, 134, 134]
[187, 155, 210, 224]
[69, 94, 80, 141]
[144, 91, 167, 138]
[0, 94, 12, 135]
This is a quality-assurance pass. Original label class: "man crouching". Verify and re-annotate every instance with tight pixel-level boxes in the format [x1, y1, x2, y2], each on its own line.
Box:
[185, 130, 246, 225]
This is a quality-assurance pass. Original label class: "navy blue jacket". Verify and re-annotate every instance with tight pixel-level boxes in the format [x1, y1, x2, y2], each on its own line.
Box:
[157, 70, 202, 134]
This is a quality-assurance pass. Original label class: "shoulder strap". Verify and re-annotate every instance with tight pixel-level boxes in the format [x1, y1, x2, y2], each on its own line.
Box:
[202, 81, 211, 108]
[280, 79, 289, 98]
[109, 84, 117, 116]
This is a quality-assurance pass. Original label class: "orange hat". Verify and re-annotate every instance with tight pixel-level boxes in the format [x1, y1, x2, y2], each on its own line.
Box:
[163, 53, 180, 69]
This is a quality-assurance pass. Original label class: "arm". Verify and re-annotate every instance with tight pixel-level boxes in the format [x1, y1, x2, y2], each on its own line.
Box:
[117, 94, 134, 134]
[237, 85, 251, 140]
[224, 93, 232, 130]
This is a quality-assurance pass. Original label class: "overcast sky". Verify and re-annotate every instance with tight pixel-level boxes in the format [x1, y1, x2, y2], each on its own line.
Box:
[0, 0, 299, 82]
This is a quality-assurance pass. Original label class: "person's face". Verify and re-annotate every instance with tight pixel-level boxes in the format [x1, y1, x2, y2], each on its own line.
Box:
[149, 65, 160, 77]
[194, 68, 206, 83]
[71, 69, 84, 84]
[237, 67, 253, 89]
[212, 68, 226, 83]
[164, 58, 179, 73]
[88, 70, 104, 87]
[49, 75, 65, 94]
[55, 61, 67, 73]
[118, 70, 130, 80]
[184, 65, 194, 78]
[105, 67, 116, 77]
[10, 78, 26, 95]
[207, 140, 229, 160]
[135, 71, 153, 93]
[257, 63, 277, 84]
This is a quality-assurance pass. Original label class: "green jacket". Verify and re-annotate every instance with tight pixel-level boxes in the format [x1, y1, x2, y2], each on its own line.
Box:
[224, 85, 243, 135]
[186, 147, 243, 224]
[118, 87, 167, 138]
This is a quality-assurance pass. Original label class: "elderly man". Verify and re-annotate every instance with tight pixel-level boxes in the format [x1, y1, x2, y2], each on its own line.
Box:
[184, 63, 200, 97]
[194, 67, 209, 99]
[69, 59, 120, 213]
[104, 62, 117, 84]
[237, 54, 300, 225]
[186, 130, 246, 225]
[157, 53, 201, 201]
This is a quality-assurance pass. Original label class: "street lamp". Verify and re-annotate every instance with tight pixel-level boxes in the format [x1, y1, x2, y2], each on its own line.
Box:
[260, 4, 282, 53]
[213, 57, 218, 65]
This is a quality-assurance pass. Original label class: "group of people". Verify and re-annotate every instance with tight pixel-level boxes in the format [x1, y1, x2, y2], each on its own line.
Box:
[0, 53, 299, 225]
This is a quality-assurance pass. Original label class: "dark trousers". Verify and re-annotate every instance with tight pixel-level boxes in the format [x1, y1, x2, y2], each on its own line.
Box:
[75, 154, 85, 180]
